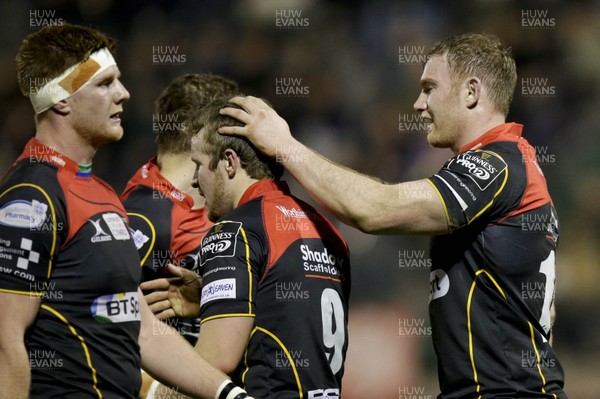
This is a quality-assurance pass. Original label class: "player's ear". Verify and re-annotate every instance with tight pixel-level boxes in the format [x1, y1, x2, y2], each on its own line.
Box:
[465, 77, 481, 109]
[51, 99, 71, 115]
[223, 148, 239, 178]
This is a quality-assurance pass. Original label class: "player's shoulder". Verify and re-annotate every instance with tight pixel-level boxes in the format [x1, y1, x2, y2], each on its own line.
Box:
[480, 139, 526, 162]
[0, 161, 66, 230]
[261, 191, 326, 222]
[442, 143, 525, 193]
[216, 199, 265, 237]
[1, 158, 64, 195]
[3, 157, 59, 181]
[123, 181, 178, 217]
[121, 160, 163, 201]
[90, 174, 121, 197]
[479, 139, 533, 185]
[266, 193, 348, 246]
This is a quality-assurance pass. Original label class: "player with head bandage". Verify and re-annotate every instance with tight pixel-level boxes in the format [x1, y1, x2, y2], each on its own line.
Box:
[0, 23, 253, 399]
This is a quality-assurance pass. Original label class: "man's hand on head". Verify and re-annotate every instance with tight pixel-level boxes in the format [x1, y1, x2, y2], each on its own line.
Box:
[218, 96, 295, 159]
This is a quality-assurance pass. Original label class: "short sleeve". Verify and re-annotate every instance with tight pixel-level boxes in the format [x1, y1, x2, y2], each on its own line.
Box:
[0, 184, 63, 296]
[199, 220, 263, 322]
[427, 149, 509, 231]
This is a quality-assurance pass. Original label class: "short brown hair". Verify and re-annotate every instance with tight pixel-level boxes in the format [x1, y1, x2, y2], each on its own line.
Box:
[15, 23, 116, 99]
[188, 96, 283, 181]
[154, 73, 239, 154]
[428, 33, 517, 117]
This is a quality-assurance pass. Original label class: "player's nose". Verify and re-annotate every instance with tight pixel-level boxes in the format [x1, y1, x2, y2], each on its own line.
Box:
[114, 79, 130, 103]
[413, 92, 427, 112]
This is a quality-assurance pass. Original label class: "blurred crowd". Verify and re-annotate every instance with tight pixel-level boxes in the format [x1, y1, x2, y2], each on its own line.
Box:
[1, 0, 599, 397]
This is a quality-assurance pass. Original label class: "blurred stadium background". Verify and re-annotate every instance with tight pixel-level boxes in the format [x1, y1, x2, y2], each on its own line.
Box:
[1, 0, 599, 397]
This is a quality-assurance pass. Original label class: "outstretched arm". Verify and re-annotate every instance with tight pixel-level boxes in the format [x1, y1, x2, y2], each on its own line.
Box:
[219, 96, 449, 235]
[138, 289, 252, 399]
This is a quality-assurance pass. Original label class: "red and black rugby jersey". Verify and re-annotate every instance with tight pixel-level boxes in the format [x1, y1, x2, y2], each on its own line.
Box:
[0, 138, 142, 398]
[199, 180, 351, 398]
[427, 123, 566, 399]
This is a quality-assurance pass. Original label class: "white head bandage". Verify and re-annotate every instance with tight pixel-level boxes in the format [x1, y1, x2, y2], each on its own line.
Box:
[29, 47, 116, 114]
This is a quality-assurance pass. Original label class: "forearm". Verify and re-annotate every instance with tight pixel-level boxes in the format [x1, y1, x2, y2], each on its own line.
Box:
[140, 321, 227, 399]
[277, 138, 401, 232]
[0, 344, 31, 398]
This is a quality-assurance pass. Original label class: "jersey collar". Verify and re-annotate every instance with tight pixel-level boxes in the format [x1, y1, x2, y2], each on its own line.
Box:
[238, 180, 290, 206]
[19, 138, 80, 175]
[459, 122, 524, 153]
[129, 157, 195, 208]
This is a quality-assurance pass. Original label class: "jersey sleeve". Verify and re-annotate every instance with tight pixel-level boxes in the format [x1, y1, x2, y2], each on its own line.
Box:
[427, 149, 509, 231]
[0, 183, 64, 296]
[199, 220, 264, 322]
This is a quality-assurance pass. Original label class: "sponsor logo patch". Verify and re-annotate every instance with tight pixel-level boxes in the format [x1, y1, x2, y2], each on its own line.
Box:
[429, 269, 450, 301]
[275, 205, 309, 219]
[89, 213, 131, 243]
[446, 150, 507, 191]
[169, 189, 185, 202]
[0, 237, 38, 282]
[103, 213, 130, 240]
[0, 199, 48, 228]
[201, 222, 241, 265]
[130, 228, 149, 250]
[17, 238, 39, 270]
[91, 291, 140, 323]
[301, 244, 345, 278]
[201, 278, 236, 306]
[90, 218, 112, 243]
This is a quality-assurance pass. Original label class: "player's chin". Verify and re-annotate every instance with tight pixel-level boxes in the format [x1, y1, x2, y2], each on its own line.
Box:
[106, 126, 125, 142]
[207, 210, 222, 223]
[426, 130, 451, 149]
[208, 204, 231, 222]
[426, 130, 440, 147]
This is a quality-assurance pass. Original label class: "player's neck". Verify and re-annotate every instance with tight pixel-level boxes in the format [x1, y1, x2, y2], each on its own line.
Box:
[35, 117, 96, 164]
[232, 175, 261, 210]
[453, 112, 506, 153]
[157, 151, 205, 209]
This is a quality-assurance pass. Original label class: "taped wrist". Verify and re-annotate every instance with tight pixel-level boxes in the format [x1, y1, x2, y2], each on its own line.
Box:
[215, 380, 252, 399]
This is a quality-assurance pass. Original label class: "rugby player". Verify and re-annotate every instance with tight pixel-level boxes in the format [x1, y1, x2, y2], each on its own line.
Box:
[0, 23, 252, 399]
[143, 96, 351, 398]
[218, 33, 567, 398]
[121, 73, 238, 397]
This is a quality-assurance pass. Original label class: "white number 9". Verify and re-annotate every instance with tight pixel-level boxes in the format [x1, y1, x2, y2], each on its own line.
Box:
[321, 288, 345, 375]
